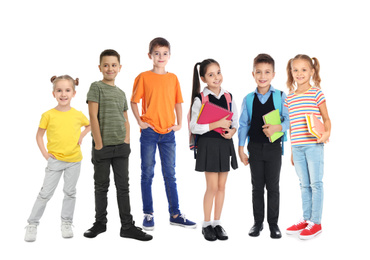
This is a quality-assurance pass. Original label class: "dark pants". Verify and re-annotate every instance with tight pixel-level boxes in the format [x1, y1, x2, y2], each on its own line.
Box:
[247, 142, 282, 225]
[92, 142, 133, 229]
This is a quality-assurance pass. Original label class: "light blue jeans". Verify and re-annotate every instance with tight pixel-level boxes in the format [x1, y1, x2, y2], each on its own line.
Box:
[28, 158, 81, 225]
[292, 144, 324, 224]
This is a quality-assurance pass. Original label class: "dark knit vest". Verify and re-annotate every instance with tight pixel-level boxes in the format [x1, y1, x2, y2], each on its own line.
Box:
[249, 93, 282, 143]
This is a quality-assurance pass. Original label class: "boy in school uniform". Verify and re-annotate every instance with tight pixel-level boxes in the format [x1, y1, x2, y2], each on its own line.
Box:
[84, 49, 152, 241]
[131, 37, 196, 231]
[238, 53, 289, 239]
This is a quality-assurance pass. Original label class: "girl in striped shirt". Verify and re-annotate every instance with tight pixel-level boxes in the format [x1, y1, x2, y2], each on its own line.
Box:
[284, 54, 331, 240]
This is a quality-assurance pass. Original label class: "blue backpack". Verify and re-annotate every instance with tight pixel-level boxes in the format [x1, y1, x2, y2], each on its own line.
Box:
[245, 90, 287, 154]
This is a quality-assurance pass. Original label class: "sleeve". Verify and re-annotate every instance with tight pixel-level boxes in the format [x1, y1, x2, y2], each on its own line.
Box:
[123, 92, 129, 111]
[174, 75, 184, 104]
[80, 112, 90, 127]
[238, 96, 250, 147]
[231, 97, 238, 130]
[86, 82, 100, 104]
[315, 89, 326, 107]
[39, 112, 49, 129]
[131, 74, 144, 103]
[190, 97, 210, 135]
[280, 92, 290, 133]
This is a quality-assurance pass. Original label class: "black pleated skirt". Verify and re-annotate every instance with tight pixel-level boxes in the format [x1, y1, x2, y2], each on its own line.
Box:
[195, 137, 238, 172]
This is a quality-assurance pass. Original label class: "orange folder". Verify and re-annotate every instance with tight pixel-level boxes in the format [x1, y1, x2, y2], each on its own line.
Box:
[197, 101, 233, 134]
[305, 113, 325, 138]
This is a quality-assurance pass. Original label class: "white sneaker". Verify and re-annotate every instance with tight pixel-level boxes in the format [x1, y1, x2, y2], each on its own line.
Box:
[61, 222, 74, 238]
[25, 224, 37, 242]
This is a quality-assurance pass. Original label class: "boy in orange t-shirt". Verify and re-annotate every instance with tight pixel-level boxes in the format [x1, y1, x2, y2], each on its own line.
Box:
[131, 37, 196, 231]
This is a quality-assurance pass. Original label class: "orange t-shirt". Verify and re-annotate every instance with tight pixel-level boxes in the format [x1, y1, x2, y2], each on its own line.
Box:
[131, 71, 183, 134]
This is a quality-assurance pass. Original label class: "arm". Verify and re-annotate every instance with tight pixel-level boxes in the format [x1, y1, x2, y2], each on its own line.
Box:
[130, 101, 154, 129]
[238, 96, 250, 166]
[88, 101, 103, 150]
[221, 97, 238, 139]
[317, 101, 331, 143]
[123, 111, 130, 143]
[36, 127, 55, 160]
[168, 103, 182, 131]
[78, 125, 91, 145]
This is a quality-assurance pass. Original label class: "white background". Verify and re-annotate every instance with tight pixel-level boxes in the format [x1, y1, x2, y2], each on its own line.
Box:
[1, 0, 369, 259]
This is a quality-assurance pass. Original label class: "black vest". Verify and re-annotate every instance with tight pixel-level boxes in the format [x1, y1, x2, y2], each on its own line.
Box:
[197, 93, 232, 139]
[249, 93, 281, 143]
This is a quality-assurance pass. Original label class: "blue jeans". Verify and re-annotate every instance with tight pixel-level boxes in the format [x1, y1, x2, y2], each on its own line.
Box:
[140, 128, 180, 216]
[292, 144, 324, 224]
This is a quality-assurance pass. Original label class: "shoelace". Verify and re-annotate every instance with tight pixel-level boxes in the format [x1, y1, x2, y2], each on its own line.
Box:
[62, 223, 74, 230]
[305, 221, 315, 230]
[295, 218, 306, 225]
[25, 225, 37, 232]
[144, 214, 153, 221]
[179, 213, 187, 222]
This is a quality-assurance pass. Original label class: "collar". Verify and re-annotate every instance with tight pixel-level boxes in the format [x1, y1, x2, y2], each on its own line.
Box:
[203, 86, 227, 99]
[254, 85, 276, 96]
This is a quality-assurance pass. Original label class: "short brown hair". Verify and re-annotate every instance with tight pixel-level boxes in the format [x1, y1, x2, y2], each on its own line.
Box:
[253, 53, 275, 71]
[149, 37, 171, 54]
[100, 49, 120, 64]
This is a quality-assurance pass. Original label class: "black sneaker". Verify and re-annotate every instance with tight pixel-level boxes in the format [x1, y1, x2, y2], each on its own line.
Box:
[84, 222, 107, 238]
[120, 222, 153, 241]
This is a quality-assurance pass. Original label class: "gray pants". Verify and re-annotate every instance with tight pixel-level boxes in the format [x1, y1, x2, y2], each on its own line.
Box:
[27, 158, 81, 225]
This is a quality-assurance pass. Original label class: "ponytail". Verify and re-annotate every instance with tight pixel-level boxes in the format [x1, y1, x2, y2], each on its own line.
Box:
[311, 57, 321, 88]
[189, 59, 220, 119]
[286, 58, 295, 93]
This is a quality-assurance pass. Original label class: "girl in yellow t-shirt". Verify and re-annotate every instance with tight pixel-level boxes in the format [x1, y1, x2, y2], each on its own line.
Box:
[24, 75, 90, 242]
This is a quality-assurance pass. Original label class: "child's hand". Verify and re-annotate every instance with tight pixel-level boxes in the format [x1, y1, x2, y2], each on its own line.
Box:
[217, 115, 232, 129]
[221, 128, 236, 139]
[317, 131, 330, 144]
[262, 124, 280, 138]
[291, 154, 294, 166]
[78, 136, 84, 145]
[139, 121, 154, 130]
[44, 153, 56, 161]
[238, 147, 249, 166]
[168, 124, 181, 132]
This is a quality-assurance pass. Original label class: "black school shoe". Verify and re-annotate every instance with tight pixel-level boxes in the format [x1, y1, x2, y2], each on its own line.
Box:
[269, 224, 282, 239]
[214, 225, 228, 240]
[202, 225, 217, 241]
[248, 222, 263, 237]
[120, 222, 153, 241]
[84, 222, 107, 238]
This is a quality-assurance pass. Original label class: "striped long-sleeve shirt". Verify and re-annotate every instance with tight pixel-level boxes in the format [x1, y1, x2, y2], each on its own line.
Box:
[284, 87, 326, 146]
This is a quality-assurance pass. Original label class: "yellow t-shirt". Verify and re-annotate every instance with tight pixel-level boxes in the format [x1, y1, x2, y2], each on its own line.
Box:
[131, 71, 183, 134]
[39, 108, 90, 162]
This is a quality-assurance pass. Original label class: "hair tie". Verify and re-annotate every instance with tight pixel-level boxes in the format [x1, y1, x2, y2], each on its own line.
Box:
[75, 78, 79, 86]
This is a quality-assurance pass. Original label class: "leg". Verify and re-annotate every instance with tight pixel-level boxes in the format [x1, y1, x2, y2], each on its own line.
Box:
[158, 130, 180, 216]
[92, 146, 113, 225]
[203, 172, 219, 222]
[140, 128, 158, 214]
[306, 144, 324, 224]
[292, 146, 312, 222]
[264, 144, 282, 225]
[61, 161, 81, 224]
[28, 158, 63, 225]
[112, 143, 133, 229]
[214, 172, 229, 221]
[248, 143, 266, 224]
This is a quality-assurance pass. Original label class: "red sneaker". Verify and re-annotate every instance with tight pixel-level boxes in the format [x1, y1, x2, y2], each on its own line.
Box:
[299, 221, 322, 240]
[286, 219, 308, 235]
